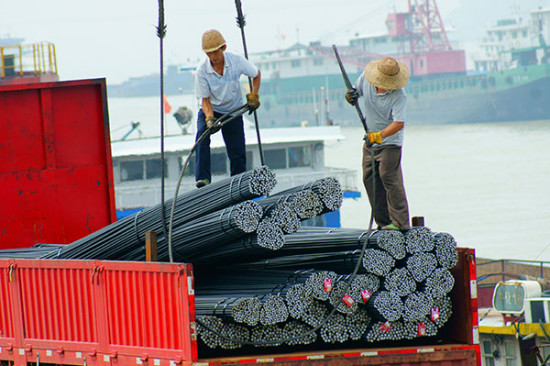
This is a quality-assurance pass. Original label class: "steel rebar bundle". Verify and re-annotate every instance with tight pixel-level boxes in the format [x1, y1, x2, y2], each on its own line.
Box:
[403, 291, 433, 322]
[43, 167, 276, 261]
[196, 226, 460, 350]
[406, 252, 438, 282]
[231, 250, 363, 272]
[345, 307, 371, 340]
[432, 232, 459, 269]
[362, 248, 395, 276]
[319, 312, 349, 343]
[299, 299, 331, 327]
[194, 269, 314, 296]
[268, 201, 301, 234]
[197, 316, 249, 350]
[195, 295, 262, 326]
[285, 283, 314, 319]
[430, 295, 453, 328]
[271, 177, 343, 214]
[282, 320, 317, 345]
[254, 218, 285, 250]
[250, 324, 285, 347]
[259, 294, 289, 325]
[405, 226, 434, 254]
[349, 274, 380, 305]
[305, 270, 338, 301]
[369, 230, 407, 260]
[366, 290, 404, 322]
[382, 267, 417, 297]
[423, 268, 455, 299]
[166, 200, 263, 262]
[0, 244, 64, 259]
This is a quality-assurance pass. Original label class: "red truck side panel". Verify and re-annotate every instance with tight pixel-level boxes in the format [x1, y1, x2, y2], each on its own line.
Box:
[0, 259, 197, 366]
[0, 79, 116, 248]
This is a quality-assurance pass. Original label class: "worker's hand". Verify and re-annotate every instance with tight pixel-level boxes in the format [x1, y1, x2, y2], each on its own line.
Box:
[206, 116, 221, 133]
[345, 88, 358, 106]
[366, 131, 382, 146]
[246, 92, 260, 113]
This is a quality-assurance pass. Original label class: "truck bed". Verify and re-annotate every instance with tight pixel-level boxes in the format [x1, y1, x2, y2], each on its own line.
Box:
[0, 248, 479, 366]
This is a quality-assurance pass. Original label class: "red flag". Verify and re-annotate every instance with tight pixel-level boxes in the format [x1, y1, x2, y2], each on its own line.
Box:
[163, 94, 172, 114]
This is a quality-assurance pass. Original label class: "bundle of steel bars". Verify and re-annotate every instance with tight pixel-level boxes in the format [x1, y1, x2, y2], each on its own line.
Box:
[0, 169, 463, 352]
[41, 167, 276, 261]
[194, 225, 460, 351]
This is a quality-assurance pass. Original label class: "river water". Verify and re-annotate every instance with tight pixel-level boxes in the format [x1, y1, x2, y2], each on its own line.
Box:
[108, 95, 550, 262]
[325, 121, 550, 262]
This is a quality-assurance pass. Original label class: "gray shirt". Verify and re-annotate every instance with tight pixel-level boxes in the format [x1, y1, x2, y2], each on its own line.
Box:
[195, 51, 259, 114]
[354, 73, 407, 147]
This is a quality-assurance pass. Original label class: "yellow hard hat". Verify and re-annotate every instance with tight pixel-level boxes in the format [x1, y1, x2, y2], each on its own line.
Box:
[202, 29, 226, 53]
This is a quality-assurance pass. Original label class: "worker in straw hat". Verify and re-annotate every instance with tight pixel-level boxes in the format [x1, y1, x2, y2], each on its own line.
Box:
[345, 57, 410, 231]
[194, 29, 261, 188]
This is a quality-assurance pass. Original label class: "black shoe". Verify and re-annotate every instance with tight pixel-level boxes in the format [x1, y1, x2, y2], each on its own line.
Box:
[195, 179, 210, 188]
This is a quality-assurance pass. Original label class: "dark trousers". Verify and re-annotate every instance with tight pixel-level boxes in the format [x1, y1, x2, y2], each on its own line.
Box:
[195, 109, 246, 182]
[362, 143, 410, 230]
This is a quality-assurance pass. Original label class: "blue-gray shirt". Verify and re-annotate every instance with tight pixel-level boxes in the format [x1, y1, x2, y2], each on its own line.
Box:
[195, 51, 258, 115]
[354, 73, 407, 147]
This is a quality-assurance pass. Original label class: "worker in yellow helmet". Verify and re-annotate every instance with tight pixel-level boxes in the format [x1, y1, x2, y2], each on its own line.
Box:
[345, 57, 410, 231]
[194, 29, 261, 188]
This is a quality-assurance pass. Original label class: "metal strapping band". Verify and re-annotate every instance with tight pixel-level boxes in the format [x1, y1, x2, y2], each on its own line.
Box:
[133, 210, 142, 244]
[219, 205, 236, 234]
[229, 175, 236, 202]
[358, 231, 369, 243]
[236, 173, 246, 200]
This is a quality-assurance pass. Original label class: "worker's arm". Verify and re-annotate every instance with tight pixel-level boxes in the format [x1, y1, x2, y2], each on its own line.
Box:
[367, 121, 404, 145]
[380, 121, 404, 139]
[201, 97, 218, 130]
[251, 69, 261, 94]
[202, 97, 214, 119]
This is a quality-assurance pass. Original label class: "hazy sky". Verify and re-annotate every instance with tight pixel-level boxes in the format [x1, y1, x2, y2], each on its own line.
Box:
[3, 0, 549, 85]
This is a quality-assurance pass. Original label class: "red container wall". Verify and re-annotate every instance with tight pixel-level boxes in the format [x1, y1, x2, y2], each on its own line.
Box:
[0, 259, 196, 366]
[0, 79, 116, 248]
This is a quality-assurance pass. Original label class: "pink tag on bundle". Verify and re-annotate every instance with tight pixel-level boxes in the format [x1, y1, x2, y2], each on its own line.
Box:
[323, 278, 333, 292]
[361, 289, 371, 303]
[431, 308, 440, 321]
[342, 294, 355, 307]
[417, 322, 426, 336]
[380, 321, 391, 333]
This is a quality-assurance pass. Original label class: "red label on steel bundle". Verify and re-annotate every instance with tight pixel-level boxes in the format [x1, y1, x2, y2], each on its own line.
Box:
[323, 278, 333, 292]
[380, 321, 391, 333]
[342, 294, 355, 307]
[417, 322, 426, 336]
[361, 289, 371, 303]
[431, 308, 440, 321]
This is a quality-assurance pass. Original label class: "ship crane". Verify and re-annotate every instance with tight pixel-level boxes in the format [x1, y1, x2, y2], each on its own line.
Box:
[307, 0, 463, 78]
[407, 0, 452, 53]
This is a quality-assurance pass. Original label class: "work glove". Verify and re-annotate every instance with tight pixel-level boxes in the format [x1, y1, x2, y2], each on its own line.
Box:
[345, 88, 358, 106]
[365, 131, 382, 146]
[206, 115, 221, 133]
[246, 92, 260, 113]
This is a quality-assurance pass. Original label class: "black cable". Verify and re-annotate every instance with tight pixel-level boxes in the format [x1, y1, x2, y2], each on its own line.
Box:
[235, 0, 265, 166]
[167, 104, 251, 262]
[157, 0, 169, 242]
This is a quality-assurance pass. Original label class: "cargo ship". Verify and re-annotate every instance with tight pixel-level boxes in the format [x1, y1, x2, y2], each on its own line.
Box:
[249, 1, 550, 126]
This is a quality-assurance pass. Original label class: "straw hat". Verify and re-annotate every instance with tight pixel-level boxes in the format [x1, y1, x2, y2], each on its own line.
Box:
[364, 57, 409, 90]
[202, 29, 226, 53]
